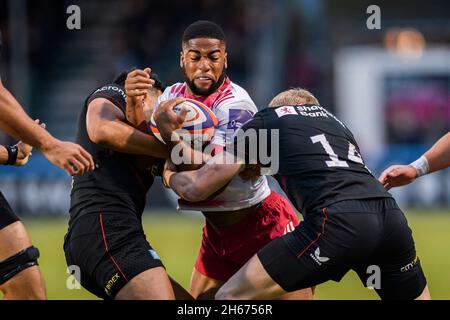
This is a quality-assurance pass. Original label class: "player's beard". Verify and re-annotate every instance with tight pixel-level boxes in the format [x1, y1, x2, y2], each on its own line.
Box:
[183, 68, 227, 97]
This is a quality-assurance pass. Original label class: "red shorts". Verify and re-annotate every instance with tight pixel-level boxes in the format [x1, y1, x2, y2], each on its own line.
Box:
[194, 191, 299, 282]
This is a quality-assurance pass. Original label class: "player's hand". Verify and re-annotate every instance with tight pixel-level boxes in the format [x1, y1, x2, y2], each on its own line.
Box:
[40, 139, 95, 176]
[162, 159, 178, 188]
[14, 141, 33, 166]
[153, 98, 187, 144]
[14, 120, 45, 166]
[378, 165, 417, 190]
[125, 68, 154, 126]
[125, 68, 154, 98]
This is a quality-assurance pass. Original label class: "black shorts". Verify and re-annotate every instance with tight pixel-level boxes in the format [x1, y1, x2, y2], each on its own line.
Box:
[0, 191, 20, 231]
[258, 197, 427, 300]
[64, 211, 164, 299]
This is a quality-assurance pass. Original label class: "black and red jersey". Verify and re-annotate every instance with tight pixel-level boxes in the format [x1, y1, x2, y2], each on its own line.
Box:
[235, 104, 392, 215]
[70, 84, 163, 219]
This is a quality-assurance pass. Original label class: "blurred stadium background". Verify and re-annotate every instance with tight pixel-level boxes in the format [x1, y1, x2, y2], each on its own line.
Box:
[0, 0, 449, 299]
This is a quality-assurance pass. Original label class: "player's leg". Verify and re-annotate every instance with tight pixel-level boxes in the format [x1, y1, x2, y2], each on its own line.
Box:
[115, 267, 174, 300]
[217, 208, 351, 300]
[216, 253, 287, 300]
[190, 252, 312, 300]
[65, 212, 185, 300]
[114, 270, 194, 300]
[254, 191, 313, 300]
[196, 192, 313, 300]
[277, 288, 314, 300]
[355, 198, 430, 300]
[192, 207, 300, 300]
[415, 286, 431, 300]
[190, 267, 224, 300]
[216, 234, 327, 300]
[0, 221, 46, 300]
[170, 277, 195, 300]
[99, 212, 179, 300]
[0, 191, 46, 300]
[190, 229, 229, 299]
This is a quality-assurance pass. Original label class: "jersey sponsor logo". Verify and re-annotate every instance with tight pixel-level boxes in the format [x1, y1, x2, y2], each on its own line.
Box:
[401, 256, 419, 273]
[295, 105, 347, 129]
[104, 272, 120, 295]
[310, 247, 329, 265]
[227, 109, 254, 130]
[94, 85, 126, 99]
[275, 106, 298, 117]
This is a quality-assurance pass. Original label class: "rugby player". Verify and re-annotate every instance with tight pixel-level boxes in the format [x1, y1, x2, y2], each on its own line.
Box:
[63, 70, 191, 300]
[379, 132, 450, 189]
[0, 31, 94, 300]
[159, 88, 431, 300]
[126, 21, 311, 300]
[0, 136, 46, 300]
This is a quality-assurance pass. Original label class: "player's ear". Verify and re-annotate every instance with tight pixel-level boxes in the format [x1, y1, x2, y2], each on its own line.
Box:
[224, 52, 228, 69]
[180, 51, 184, 69]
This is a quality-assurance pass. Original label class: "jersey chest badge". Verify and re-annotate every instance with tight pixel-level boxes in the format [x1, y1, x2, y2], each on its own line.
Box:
[275, 106, 298, 117]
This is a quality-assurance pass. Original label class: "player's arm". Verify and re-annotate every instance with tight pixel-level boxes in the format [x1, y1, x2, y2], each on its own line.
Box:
[86, 98, 168, 158]
[163, 156, 243, 202]
[423, 132, 450, 173]
[0, 120, 47, 166]
[0, 82, 56, 149]
[126, 70, 209, 168]
[379, 131, 450, 189]
[162, 113, 266, 201]
[0, 80, 94, 175]
[0, 142, 31, 166]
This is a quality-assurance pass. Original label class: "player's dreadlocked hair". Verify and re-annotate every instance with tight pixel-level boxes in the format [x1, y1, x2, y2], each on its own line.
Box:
[182, 20, 226, 44]
[113, 68, 166, 92]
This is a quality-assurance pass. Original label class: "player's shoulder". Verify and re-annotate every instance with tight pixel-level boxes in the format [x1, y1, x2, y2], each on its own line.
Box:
[162, 82, 186, 99]
[228, 81, 253, 101]
[253, 106, 275, 118]
[87, 83, 127, 111]
[89, 83, 126, 101]
[213, 80, 256, 112]
[91, 83, 126, 99]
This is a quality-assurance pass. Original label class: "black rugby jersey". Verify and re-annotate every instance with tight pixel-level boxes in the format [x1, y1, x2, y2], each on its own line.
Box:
[70, 83, 163, 219]
[235, 104, 391, 215]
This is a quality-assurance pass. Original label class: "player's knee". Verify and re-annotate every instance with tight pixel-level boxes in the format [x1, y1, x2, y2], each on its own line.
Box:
[1, 266, 46, 300]
[0, 246, 45, 300]
[26, 281, 47, 300]
[115, 267, 175, 300]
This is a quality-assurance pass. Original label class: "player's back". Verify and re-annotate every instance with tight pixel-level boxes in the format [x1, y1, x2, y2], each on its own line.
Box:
[243, 104, 392, 215]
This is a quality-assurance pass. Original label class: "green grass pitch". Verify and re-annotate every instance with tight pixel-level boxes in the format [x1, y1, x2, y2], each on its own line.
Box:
[2, 209, 449, 300]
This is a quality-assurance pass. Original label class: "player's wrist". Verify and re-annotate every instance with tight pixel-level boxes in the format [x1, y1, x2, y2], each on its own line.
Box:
[2, 144, 19, 165]
[409, 155, 429, 178]
[37, 136, 58, 153]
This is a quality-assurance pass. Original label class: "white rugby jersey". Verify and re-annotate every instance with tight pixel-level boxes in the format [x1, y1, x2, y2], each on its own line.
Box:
[156, 77, 271, 212]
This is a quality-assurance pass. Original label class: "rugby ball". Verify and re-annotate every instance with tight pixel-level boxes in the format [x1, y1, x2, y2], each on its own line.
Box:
[150, 98, 218, 145]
